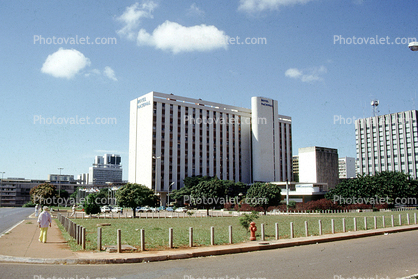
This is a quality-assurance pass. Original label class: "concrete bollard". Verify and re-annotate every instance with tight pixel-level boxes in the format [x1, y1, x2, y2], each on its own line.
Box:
[407, 213, 410, 225]
[275, 223, 279, 240]
[414, 213, 417, 224]
[97, 227, 102, 251]
[342, 218, 346, 233]
[290, 222, 294, 239]
[229, 225, 233, 244]
[373, 216, 377, 229]
[305, 221, 308, 237]
[76, 225, 80, 244]
[82, 227, 86, 250]
[391, 215, 394, 227]
[210, 226, 215, 245]
[261, 223, 265, 241]
[382, 216, 385, 228]
[353, 217, 357, 231]
[364, 217, 367, 230]
[331, 219, 335, 234]
[399, 214, 402, 226]
[140, 229, 145, 251]
[318, 220, 322, 236]
[189, 227, 193, 247]
[169, 228, 173, 249]
[117, 229, 121, 253]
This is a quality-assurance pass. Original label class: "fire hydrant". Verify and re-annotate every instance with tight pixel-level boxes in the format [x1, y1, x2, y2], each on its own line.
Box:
[249, 222, 257, 241]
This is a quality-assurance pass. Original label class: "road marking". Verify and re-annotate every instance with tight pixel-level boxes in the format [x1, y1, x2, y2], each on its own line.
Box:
[0, 220, 25, 238]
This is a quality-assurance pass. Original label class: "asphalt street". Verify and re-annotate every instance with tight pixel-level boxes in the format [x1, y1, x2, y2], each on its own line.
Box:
[1, 229, 418, 279]
[0, 207, 33, 235]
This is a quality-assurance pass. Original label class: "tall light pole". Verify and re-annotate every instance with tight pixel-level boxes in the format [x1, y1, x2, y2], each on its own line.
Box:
[58, 167, 63, 206]
[0, 172, 4, 207]
[168, 181, 175, 207]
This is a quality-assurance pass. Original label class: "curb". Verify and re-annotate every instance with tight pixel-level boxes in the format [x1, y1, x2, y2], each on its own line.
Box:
[1, 224, 418, 265]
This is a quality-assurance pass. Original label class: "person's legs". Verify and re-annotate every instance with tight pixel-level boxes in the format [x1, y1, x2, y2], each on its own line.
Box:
[39, 227, 48, 243]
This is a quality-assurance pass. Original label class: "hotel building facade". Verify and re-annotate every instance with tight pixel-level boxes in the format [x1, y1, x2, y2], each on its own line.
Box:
[129, 92, 292, 202]
[355, 110, 418, 178]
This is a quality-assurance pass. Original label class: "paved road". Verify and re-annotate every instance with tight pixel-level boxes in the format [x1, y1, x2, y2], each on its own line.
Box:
[0, 207, 33, 235]
[2, 229, 418, 279]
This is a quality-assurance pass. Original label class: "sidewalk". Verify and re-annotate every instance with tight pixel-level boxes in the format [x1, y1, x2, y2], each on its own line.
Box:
[1, 215, 418, 264]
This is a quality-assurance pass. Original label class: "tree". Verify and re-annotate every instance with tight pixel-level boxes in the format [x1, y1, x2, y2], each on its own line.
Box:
[84, 193, 101, 215]
[326, 171, 418, 207]
[30, 183, 56, 205]
[238, 211, 259, 233]
[245, 182, 281, 215]
[170, 175, 213, 206]
[190, 177, 227, 216]
[115, 183, 155, 218]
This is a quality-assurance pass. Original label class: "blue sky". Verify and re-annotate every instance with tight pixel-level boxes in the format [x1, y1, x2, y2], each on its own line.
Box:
[1, 0, 417, 180]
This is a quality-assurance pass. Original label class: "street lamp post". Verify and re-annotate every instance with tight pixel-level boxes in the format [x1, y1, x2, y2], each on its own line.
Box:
[0, 172, 4, 207]
[168, 181, 175, 206]
[58, 167, 63, 206]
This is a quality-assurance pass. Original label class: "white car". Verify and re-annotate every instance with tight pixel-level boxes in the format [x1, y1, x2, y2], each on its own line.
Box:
[111, 207, 123, 213]
[175, 207, 187, 213]
[100, 206, 112, 213]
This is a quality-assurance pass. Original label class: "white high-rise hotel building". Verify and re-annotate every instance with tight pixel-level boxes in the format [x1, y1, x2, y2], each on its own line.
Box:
[129, 92, 292, 201]
[355, 110, 418, 178]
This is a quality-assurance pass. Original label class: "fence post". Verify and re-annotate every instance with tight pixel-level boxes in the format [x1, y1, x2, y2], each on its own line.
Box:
[305, 221, 308, 237]
[331, 219, 335, 234]
[82, 227, 86, 250]
[373, 216, 377, 229]
[353, 217, 357, 231]
[382, 216, 385, 228]
[97, 227, 102, 251]
[189, 227, 193, 247]
[140, 229, 145, 251]
[169, 228, 173, 249]
[364, 217, 367, 230]
[342, 218, 346, 233]
[210, 226, 215, 245]
[289, 222, 294, 239]
[391, 215, 394, 227]
[76, 225, 80, 244]
[318, 220, 322, 236]
[407, 213, 410, 225]
[399, 214, 402, 226]
[261, 223, 265, 241]
[275, 223, 279, 240]
[414, 213, 417, 224]
[229, 225, 233, 244]
[117, 229, 121, 253]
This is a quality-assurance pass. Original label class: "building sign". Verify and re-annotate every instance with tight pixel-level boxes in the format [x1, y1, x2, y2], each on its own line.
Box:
[138, 97, 151, 109]
[261, 98, 273, 107]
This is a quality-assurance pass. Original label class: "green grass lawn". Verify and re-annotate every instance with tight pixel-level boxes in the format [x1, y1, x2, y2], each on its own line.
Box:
[57, 210, 418, 251]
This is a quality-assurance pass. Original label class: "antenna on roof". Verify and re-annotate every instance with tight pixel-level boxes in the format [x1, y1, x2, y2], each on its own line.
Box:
[371, 100, 379, 117]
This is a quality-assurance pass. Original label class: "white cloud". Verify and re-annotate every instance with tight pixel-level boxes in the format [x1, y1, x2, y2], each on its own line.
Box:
[41, 48, 91, 79]
[238, 0, 315, 13]
[285, 66, 327, 83]
[103, 66, 118, 81]
[187, 3, 205, 17]
[116, 1, 157, 40]
[137, 20, 228, 54]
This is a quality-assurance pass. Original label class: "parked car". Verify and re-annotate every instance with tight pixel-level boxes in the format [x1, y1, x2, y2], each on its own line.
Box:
[166, 207, 174, 212]
[175, 207, 187, 213]
[137, 206, 152, 212]
[111, 207, 123, 213]
[149, 207, 159, 212]
[100, 206, 112, 213]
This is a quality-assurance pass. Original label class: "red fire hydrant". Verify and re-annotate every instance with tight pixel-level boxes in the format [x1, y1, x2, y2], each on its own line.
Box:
[249, 222, 257, 241]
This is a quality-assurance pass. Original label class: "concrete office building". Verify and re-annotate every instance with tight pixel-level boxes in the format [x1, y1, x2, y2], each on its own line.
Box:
[298, 146, 339, 191]
[355, 110, 418, 178]
[129, 92, 292, 202]
[293, 155, 299, 182]
[338, 157, 356, 179]
[88, 154, 122, 185]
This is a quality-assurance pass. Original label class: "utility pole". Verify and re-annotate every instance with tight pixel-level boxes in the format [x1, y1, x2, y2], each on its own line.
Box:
[0, 172, 4, 207]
